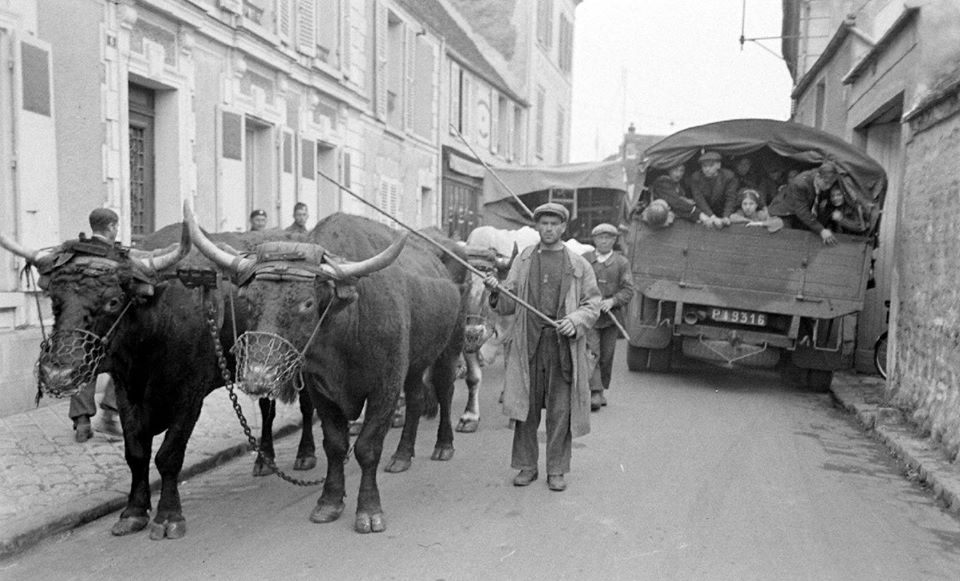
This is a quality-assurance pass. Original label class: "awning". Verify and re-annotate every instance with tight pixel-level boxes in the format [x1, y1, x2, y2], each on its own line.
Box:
[482, 159, 626, 204]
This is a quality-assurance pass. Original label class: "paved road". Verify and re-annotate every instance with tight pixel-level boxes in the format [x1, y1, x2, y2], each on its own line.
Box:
[4, 342, 960, 580]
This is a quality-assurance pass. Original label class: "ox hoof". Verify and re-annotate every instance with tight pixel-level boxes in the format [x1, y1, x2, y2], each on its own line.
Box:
[355, 512, 385, 534]
[294, 455, 317, 471]
[456, 419, 479, 433]
[431, 446, 454, 461]
[111, 515, 149, 536]
[309, 501, 345, 524]
[384, 456, 412, 473]
[148, 519, 186, 540]
[252, 456, 276, 477]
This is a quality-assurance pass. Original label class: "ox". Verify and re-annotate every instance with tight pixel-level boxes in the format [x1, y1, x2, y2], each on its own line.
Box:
[187, 211, 465, 533]
[0, 225, 210, 539]
[455, 226, 593, 433]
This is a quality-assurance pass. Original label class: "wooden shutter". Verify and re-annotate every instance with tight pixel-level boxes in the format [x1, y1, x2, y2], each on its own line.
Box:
[340, 0, 352, 76]
[374, 0, 387, 121]
[278, 0, 292, 44]
[217, 105, 246, 231]
[404, 26, 415, 132]
[490, 90, 499, 155]
[297, 0, 317, 57]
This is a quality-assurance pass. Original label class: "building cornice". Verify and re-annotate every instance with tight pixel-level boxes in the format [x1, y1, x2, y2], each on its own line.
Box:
[841, 6, 919, 85]
[790, 20, 850, 99]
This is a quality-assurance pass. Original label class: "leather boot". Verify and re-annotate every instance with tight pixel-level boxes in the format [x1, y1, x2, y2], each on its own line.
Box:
[590, 391, 603, 411]
[512, 469, 538, 486]
[74, 416, 93, 443]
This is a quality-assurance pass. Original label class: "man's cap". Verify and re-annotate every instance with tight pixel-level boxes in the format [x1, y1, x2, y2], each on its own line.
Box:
[591, 223, 619, 237]
[250, 209, 267, 219]
[817, 161, 838, 178]
[532, 202, 569, 222]
[699, 150, 722, 163]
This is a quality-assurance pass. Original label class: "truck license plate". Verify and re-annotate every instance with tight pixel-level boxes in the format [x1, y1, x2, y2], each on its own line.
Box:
[710, 308, 767, 327]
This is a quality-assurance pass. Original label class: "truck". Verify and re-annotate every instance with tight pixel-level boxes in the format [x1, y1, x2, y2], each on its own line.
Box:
[623, 119, 888, 390]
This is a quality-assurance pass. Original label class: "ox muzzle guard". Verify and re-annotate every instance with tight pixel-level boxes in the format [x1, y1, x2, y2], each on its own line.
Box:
[36, 329, 106, 398]
[463, 314, 494, 354]
[231, 331, 305, 399]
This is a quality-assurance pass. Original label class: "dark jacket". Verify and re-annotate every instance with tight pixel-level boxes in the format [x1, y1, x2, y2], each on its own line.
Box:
[686, 168, 740, 218]
[817, 199, 868, 234]
[651, 175, 699, 221]
[584, 250, 634, 329]
[767, 169, 825, 233]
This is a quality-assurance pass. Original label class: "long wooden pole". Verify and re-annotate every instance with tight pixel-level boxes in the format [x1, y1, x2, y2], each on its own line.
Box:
[606, 310, 632, 342]
[448, 124, 535, 219]
[317, 170, 558, 329]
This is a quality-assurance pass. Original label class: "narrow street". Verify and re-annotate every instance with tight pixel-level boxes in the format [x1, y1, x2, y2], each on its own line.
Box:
[5, 343, 960, 581]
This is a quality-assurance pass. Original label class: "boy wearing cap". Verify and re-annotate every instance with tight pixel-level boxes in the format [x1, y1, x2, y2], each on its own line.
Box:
[686, 150, 740, 226]
[249, 209, 268, 232]
[483, 202, 601, 492]
[585, 223, 634, 411]
[767, 161, 841, 245]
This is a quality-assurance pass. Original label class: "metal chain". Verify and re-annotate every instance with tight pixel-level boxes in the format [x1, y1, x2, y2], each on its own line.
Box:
[201, 287, 324, 487]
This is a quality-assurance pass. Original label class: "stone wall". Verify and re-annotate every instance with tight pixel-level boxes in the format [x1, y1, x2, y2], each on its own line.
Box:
[892, 100, 960, 458]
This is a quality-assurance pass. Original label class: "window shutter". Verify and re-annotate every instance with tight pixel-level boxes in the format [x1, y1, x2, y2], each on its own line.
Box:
[449, 62, 461, 133]
[297, 0, 317, 57]
[301, 138, 315, 179]
[490, 90, 499, 155]
[278, 0, 292, 44]
[374, 1, 388, 121]
[405, 26, 415, 132]
[462, 74, 472, 139]
[340, 0, 351, 74]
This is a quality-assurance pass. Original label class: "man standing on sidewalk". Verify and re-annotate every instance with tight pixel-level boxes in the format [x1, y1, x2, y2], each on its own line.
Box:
[285, 202, 310, 234]
[585, 223, 634, 411]
[483, 203, 600, 492]
[70, 208, 122, 442]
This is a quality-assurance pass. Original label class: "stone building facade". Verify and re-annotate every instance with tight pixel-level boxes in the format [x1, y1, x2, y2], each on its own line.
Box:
[0, 0, 579, 413]
[783, 0, 960, 453]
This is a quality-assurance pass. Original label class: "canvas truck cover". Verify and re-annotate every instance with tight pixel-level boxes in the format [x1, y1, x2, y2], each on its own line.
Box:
[642, 118, 887, 228]
[482, 159, 627, 228]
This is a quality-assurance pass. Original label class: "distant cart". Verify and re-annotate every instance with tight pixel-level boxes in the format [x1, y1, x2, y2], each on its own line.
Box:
[624, 119, 887, 390]
[480, 159, 629, 244]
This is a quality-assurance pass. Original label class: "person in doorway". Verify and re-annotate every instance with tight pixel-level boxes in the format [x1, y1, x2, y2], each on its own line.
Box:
[249, 209, 268, 232]
[585, 223, 634, 411]
[70, 208, 122, 442]
[285, 202, 310, 234]
[483, 203, 600, 492]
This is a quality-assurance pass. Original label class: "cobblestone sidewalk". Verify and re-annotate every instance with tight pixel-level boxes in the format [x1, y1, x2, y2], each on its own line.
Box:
[0, 387, 305, 559]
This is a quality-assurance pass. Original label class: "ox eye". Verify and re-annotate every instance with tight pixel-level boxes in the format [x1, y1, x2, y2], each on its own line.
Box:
[299, 299, 316, 313]
[104, 297, 123, 312]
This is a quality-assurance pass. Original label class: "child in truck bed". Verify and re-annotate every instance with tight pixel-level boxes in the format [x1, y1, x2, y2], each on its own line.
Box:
[728, 189, 769, 224]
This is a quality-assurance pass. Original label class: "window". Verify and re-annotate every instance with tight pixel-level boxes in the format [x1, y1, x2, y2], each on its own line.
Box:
[814, 79, 826, 130]
[411, 36, 436, 139]
[537, 0, 553, 49]
[450, 62, 462, 134]
[535, 86, 546, 159]
[513, 104, 524, 163]
[316, 0, 340, 66]
[386, 12, 404, 128]
[497, 95, 511, 158]
[377, 178, 400, 226]
[558, 13, 573, 73]
[556, 107, 565, 164]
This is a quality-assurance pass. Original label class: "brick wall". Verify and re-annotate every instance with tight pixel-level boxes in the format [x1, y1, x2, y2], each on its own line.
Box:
[892, 108, 960, 458]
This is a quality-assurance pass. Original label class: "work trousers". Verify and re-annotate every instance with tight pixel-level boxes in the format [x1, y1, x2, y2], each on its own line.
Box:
[512, 332, 572, 475]
[589, 324, 620, 392]
[69, 375, 117, 423]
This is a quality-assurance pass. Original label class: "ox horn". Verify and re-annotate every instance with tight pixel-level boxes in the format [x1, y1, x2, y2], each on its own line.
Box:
[324, 234, 407, 280]
[183, 200, 254, 274]
[0, 232, 41, 263]
[130, 221, 191, 274]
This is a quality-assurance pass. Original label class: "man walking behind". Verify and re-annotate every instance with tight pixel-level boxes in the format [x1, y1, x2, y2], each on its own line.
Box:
[585, 223, 634, 411]
[484, 203, 601, 492]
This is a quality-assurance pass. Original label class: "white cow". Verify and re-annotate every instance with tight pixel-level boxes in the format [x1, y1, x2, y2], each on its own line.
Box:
[456, 226, 593, 433]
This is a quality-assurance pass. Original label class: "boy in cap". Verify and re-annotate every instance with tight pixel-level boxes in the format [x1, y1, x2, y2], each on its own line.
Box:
[483, 202, 601, 491]
[585, 223, 634, 411]
[249, 209, 268, 232]
[767, 161, 841, 245]
[686, 150, 740, 227]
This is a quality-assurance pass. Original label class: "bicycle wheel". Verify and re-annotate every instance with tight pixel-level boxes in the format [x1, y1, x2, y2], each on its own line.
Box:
[873, 331, 888, 379]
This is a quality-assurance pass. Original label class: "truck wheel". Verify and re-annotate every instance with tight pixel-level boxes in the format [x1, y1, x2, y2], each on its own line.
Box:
[647, 346, 672, 373]
[626, 345, 649, 372]
[805, 369, 833, 392]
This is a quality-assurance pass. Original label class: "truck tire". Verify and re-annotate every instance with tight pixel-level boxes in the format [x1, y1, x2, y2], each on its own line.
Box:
[627, 345, 649, 372]
[647, 346, 672, 373]
[805, 369, 833, 392]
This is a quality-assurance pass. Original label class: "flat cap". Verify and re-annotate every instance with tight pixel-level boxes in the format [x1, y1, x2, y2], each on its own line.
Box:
[591, 223, 619, 237]
[817, 161, 838, 177]
[249, 209, 267, 219]
[532, 202, 569, 222]
[699, 150, 722, 163]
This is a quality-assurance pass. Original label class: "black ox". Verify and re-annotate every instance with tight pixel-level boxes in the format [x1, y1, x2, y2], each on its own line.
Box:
[187, 211, 466, 534]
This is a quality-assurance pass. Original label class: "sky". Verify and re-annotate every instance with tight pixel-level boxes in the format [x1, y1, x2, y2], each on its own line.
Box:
[570, 0, 795, 162]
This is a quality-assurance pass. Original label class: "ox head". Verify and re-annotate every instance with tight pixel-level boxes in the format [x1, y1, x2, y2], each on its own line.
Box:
[184, 205, 405, 400]
[0, 227, 189, 398]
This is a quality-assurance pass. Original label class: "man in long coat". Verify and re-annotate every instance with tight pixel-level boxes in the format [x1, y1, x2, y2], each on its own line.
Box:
[767, 161, 841, 245]
[485, 203, 601, 492]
